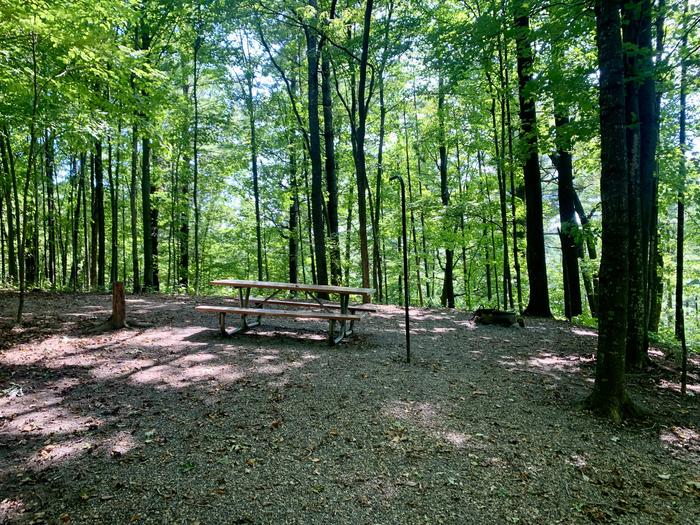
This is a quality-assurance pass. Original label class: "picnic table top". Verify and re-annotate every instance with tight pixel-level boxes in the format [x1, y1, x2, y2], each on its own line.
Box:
[210, 279, 375, 298]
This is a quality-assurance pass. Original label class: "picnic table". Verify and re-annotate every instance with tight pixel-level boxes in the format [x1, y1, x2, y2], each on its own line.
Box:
[195, 279, 375, 345]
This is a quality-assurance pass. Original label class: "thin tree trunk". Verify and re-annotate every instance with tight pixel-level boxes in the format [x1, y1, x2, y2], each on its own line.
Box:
[193, 28, 201, 294]
[130, 123, 141, 293]
[403, 106, 423, 306]
[289, 130, 299, 284]
[108, 127, 120, 285]
[95, 140, 106, 289]
[438, 76, 455, 308]
[70, 156, 81, 289]
[503, 24, 523, 315]
[675, 0, 688, 343]
[45, 131, 56, 287]
[321, 46, 341, 285]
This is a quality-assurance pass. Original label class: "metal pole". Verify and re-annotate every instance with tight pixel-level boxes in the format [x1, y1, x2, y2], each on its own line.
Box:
[390, 175, 410, 363]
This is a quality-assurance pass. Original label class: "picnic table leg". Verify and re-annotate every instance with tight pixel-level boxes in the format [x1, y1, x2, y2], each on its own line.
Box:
[219, 312, 227, 336]
[329, 294, 350, 345]
[225, 287, 259, 337]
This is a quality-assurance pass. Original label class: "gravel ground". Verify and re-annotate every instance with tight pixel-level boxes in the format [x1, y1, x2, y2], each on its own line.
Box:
[0, 291, 698, 525]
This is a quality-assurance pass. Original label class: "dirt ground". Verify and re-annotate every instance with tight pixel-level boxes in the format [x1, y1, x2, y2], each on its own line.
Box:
[0, 291, 698, 524]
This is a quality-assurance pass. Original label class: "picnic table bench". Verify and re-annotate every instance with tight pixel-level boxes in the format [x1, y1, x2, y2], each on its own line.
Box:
[195, 279, 375, 345]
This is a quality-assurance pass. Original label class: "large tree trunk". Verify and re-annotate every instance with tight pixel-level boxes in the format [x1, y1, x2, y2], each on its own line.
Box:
[305, 0, 329, 291]
[514, 3, 551, 317]
[622, 0, 650, 370]
[552, 112, 582, 319]
[586, 0, 635, 422]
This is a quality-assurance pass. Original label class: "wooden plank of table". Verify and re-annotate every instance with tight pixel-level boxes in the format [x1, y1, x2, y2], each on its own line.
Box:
[210, 279, 375, 298]
[196, 305, 361, 321]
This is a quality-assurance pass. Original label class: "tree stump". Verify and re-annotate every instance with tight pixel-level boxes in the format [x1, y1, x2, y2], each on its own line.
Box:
[110, 282, 126, 329]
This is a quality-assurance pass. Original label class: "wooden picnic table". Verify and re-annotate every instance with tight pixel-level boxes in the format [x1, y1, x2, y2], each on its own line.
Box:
[197, 279, 375, 344]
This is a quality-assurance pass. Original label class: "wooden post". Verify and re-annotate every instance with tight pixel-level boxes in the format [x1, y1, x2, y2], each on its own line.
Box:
[110, 281, 126, 329]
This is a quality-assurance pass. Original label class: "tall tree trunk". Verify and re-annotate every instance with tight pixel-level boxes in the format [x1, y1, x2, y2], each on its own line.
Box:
[622, 0, 648, 369]
[17, 30, 40, 321]
[514, 2, 551, 317]
[108, 128, 120, 285]
[302, 149, 317, 284]
[288, 130, 299, 284]
[141, 135, 153, 290]
[305, 0, 329, 291]
[130, 123, 141, 293]
[358, 0, 373, 292]
[675, 0, 688, 342]
[244, 63, 263, 282]
[89, 153, 97, 287]
[95, 140, 106, 289]
[0, 130, 17, 283]
[586, 0, 634, 422]
[647, 0, 666, 333]
[344, 182, 354, 286]
[438, 76, 455, 308]
[45, 131, 56, 287]
[70, 156, 82, 289]
[638, 0, 660, 351]
[503, 25, 523, 315]
[321, 46, 341, 285]
[320, 1, 341, 286]
[552, 111, 582, 319]
[193, 29, 201, 293]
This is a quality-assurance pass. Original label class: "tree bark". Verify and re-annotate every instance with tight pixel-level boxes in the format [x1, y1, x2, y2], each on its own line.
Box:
[95, 140, 106, 289]
[45, 131, 57, 287]
[552, 112, 582, 319]
[110, 281, 127, 329]
[321, 46, 341, 285]
[0, 130, 17, 283]
[438, 76, 455, 308]
[622, 0, 649, 370]
[305, 0, 329, 291]
[345, 0, 375, 293]
[586, 0, 635, 422]
[514, 2, 551, 317]
[130, 123, 141, 293]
